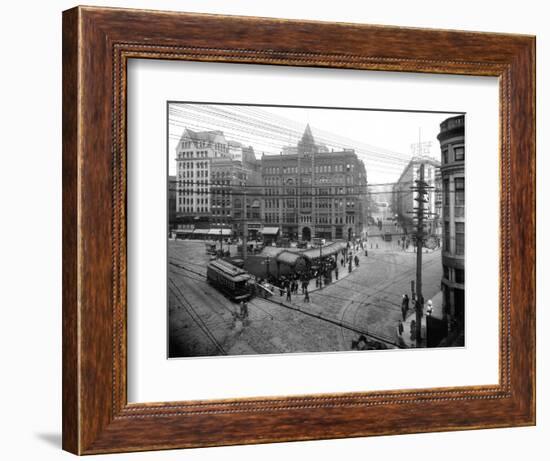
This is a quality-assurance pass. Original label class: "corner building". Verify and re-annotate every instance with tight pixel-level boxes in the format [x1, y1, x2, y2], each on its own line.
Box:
[175, 129, 261, 235]
[261, 125, 368, 241]
[437, 115, 465, 329]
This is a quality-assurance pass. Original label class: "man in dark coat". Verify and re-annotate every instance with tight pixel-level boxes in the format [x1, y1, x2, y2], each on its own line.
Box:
[401, 294, 409, 321]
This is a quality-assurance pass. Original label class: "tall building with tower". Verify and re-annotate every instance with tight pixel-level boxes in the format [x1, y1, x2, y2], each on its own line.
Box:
[437, 114, 465, 331]
[392, 156, 441, 234]
[261, 125, 368, 241]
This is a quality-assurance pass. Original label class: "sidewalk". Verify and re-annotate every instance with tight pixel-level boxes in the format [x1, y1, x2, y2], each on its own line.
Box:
[398, 291, 443, 348]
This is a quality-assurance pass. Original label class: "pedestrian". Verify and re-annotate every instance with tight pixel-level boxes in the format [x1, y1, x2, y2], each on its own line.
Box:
[401, 294, 409, 321]
[286, 285, 292, 302]
[335, 267, 339, 280]
[240, 300, 249, 320]
[341, 257, 344, 267]
[354, 255, 359, 267]
[304, 288, 310, 303]
[410, 319, 416, 340]
[398, 320, 404, 336]
[426, 299, 433, 316]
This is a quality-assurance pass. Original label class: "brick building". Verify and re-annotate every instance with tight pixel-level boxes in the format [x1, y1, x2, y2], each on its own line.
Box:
[211, 141, 263, 238]
[261, 125, 368, 241]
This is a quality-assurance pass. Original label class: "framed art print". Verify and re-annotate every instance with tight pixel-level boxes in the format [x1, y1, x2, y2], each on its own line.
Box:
[62, 6, 535, 454]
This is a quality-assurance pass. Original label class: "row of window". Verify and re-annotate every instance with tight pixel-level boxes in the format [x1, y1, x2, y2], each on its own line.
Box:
[178, 206, 209, 213]
[263, 164, 354, 175]
[263, 187, 360, 196]
[180, 140, 229, 151]
[178, 197, 209, 205]
[263, 213, 356, 225]
[179, 161, 209, 169]
[177, 188, 209, 195]
[179, 170, 209, 178]
[178, 150, 209, 159]
[262, 198, 356, 209]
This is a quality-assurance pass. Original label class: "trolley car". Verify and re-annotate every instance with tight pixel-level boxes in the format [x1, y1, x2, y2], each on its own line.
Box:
[206, 260, 253, 302]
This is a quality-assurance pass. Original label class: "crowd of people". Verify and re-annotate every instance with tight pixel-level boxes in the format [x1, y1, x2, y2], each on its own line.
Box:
[252, 239, 370, 306]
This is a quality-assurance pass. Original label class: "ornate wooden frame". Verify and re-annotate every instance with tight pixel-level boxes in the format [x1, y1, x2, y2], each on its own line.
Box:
[62, 6, 536, 455]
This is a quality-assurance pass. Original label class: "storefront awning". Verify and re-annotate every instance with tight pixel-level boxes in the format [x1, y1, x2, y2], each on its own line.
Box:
[174, 226, 194, 234]
[208, 228, 232, 236]
[261, 227, 280, 235]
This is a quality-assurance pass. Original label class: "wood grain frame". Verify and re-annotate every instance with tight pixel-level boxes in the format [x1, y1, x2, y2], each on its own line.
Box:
[62, 5, 536, 455]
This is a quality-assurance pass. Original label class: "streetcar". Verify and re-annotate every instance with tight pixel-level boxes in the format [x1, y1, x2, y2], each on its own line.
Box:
[206, 259, 253, 302]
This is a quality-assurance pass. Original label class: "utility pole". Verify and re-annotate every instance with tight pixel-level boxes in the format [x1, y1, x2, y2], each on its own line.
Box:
[413, 163, 427, 346]
[318, 242, 323, 287]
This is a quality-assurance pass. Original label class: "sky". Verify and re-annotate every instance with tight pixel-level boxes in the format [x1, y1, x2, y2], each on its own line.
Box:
[168, 103, 462, 184]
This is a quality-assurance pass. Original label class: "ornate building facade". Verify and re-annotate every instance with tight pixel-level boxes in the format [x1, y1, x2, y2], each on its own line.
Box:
[261, 125, 368, 241]
[175, 125, 368, 242]
[175, 129, 261, 236]
[437, 114, 465, 328]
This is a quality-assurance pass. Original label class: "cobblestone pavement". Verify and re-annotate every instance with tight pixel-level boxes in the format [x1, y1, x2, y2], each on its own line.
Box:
[168, 236, 442, 357]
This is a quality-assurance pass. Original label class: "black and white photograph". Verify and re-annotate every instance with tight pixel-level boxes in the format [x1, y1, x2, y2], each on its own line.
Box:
[167, 103, 465, 358]
[2, 0, 543, 459]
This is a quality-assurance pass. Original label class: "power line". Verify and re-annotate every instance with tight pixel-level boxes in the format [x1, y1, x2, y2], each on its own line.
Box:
[167, 103, 442, 178]
[169, 104, 414, 164]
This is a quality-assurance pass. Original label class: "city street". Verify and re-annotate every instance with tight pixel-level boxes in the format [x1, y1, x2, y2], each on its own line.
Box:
[168, 234, 442, 357]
